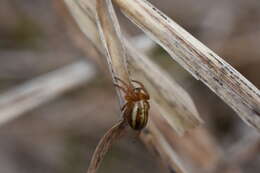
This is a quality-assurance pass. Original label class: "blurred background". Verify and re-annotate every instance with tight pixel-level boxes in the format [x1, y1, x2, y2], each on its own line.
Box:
[0, 0, 259, 173]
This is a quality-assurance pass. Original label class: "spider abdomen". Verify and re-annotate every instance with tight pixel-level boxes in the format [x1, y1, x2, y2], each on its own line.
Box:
[128, 100, 149, 130]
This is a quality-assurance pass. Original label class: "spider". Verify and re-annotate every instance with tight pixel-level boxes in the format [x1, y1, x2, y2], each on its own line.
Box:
[114, 77, 150, 130]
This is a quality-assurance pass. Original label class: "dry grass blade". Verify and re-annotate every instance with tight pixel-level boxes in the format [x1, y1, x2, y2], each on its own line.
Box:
[112, 0, 260, 131]
[222, 131, 260, 165]
[96, 0, 131, 105]
[127, 43, 203, 134]
[140, 121, 188, 173]
[64, 0, 203, 135]
[0, 61, 95, 126]
[88, 0, 136, 173]
[152, 113, 222, 171]
[87, 120, 127, 173]
[63, 0, 100, 47]
[63, 1, 201, 172]
[69, 0, 194, 172]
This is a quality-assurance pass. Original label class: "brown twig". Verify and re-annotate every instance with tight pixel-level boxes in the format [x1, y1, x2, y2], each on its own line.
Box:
[87, 119, 128, 173]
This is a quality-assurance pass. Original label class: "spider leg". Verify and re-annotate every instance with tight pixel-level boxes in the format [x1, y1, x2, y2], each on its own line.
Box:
[121, 102, 128, 111]
[114, 84, 127, 93]
[114, 77, 128, 87]
[114, 77, 136, 94]
[145, 100, 150, 109]
[131, 80, 144, 88]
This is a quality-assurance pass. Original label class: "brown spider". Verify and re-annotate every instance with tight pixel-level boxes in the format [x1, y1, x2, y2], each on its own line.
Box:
[114, 77, 150, 130]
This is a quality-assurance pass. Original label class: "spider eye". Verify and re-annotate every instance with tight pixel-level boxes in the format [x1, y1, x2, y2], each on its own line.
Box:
[134, 88, 140, 92]
[134, 88, 145, 94]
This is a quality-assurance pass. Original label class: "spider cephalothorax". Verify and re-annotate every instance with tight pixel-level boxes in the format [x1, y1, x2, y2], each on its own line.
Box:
[114, 77, 150, 130]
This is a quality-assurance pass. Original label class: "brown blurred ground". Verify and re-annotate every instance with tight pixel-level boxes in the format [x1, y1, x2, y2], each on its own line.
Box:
[0, 0, 259, 173]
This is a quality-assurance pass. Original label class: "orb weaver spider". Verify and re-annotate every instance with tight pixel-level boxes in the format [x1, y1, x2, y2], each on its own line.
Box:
[114, 77, 150, 130]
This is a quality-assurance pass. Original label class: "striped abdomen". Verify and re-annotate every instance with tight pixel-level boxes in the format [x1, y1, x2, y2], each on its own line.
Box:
[127, 100, 149, 130]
